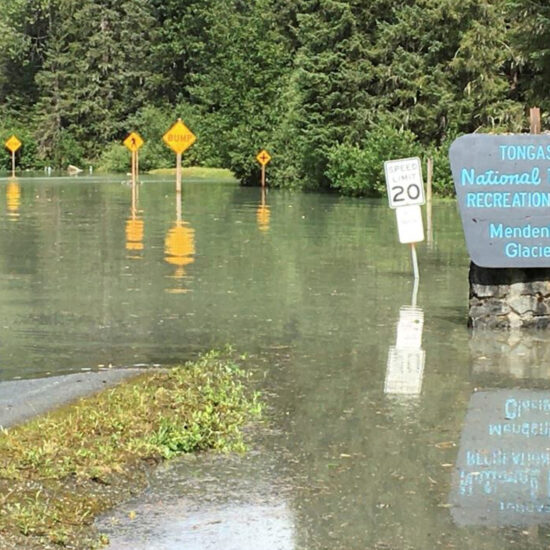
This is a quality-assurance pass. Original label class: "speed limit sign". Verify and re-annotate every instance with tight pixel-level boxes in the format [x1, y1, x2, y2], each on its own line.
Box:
[384, 157, 425, 209]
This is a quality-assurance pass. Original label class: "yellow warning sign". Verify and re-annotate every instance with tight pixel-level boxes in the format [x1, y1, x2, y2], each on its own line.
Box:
[163, 119, 196, 154]
[123, 132, 144, 152]
[256, 150, 271, 166]
[5, 135, 21, 153]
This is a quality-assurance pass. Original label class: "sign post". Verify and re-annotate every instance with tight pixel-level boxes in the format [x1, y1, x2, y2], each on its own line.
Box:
[162, 119, 196, 193]
[123, 131, 144, 187]
[5, 135, 22, 178]
[256, 149, 271, 188]
[426, 157, 433, 245]
[384, 157, 426, 280]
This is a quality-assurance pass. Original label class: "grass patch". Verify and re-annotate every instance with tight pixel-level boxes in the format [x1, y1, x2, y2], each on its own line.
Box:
[148, 166, 237, 181]
[0, 349, 261, 549]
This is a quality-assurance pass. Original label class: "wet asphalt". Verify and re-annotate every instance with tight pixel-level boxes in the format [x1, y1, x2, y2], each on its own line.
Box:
[0, 369, 142, 428]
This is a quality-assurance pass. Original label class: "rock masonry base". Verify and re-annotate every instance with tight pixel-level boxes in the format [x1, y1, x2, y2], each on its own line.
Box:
[469, 263, 550, 329]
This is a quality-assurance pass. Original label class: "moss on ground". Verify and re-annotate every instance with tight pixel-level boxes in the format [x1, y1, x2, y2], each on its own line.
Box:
[0, 349, 261, 549]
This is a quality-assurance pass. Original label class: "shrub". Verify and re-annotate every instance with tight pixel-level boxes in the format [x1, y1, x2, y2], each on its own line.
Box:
[425, 135, 457, 197]
[325, 126, 421, 197]
[97, 143, 130, 173]
[99, 103, 224, 173]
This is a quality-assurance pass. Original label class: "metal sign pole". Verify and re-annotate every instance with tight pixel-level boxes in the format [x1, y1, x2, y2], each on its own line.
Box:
[426, 157, 433, 245]
[176, 189, 182, 224]
[132, 151, 136, 187]
[11, 151, 15, 178]
[411, 243, 419, 280]
[176, 153, 182, 194]
[411, 243, 420, 307]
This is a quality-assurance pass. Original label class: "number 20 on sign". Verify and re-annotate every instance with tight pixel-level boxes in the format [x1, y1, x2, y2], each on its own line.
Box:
[384, 157, 425, 209]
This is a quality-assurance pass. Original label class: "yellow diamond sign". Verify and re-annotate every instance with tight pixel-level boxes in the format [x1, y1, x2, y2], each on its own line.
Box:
[5, 135, 21, 153]
[123, 131, 144, 152]
[163, 119, 196, 154]
[256, 149, 271, 166]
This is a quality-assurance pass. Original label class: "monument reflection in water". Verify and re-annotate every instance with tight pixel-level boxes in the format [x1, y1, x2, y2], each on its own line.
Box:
[451, 330, 550, 527]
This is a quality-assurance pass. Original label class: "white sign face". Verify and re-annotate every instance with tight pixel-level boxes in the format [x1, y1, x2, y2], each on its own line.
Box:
[384, 157, 425, 208]
[395, 204, 424, 244]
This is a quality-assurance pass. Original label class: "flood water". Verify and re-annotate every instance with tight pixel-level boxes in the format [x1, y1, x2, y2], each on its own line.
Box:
[2, 175, 550, 548]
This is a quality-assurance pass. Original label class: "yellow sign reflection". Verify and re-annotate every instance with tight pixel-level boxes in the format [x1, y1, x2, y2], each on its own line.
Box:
[125, 180, 144, 258]
[6, 180, 20, 220]
[164, 190, 195, 293]
[126, 217, 144, 251]
[257, 188, 270, 232]
[165, 223, 195, 271]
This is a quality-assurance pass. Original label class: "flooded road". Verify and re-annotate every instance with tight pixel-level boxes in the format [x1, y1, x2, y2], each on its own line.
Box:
[2, 176, 549, 548]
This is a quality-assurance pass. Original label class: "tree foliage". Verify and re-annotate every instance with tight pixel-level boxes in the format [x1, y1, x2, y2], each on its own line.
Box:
[0, 0, 545, 195]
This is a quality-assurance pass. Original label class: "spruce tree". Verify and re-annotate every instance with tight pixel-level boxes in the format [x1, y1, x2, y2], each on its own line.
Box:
[274, 0, 372, 189]
[181, 0, 293, 183]
[35, 0, 162, 163]
[0, 0, 51, 117]
[506, 0, 550, 115]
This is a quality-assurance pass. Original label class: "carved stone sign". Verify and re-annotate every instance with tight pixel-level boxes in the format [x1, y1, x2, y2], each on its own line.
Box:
[450, 134, 550, 267]
[450, 390, 550, 526]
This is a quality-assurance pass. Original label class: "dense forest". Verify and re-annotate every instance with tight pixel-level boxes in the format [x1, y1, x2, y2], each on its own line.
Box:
[0, 0, 549, 195]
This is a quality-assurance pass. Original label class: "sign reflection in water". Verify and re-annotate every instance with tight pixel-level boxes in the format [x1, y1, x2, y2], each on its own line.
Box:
[385, 282, 425, 396]
[453, 330, 550, 527]
[125, 179, 144, 257]
[451, 389, 550, 526]
[257, 188, 270, 232]
[470, 329, 550, 380]
[6, 180, 20, 220]
[164, 190, 195, 294]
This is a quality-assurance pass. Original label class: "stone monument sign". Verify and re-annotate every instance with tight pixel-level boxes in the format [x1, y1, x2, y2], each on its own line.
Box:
[450, 134, 550, 268]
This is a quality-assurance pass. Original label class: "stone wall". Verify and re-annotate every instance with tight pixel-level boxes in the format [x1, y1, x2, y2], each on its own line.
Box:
[469, 263, 550, 329]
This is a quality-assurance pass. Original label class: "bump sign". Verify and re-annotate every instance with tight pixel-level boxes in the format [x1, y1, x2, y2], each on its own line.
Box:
[163, 119, 196, 154]
[5, 135, 21, 153]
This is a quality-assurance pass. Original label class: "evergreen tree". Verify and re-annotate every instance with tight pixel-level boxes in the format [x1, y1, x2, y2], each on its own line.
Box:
[447, 0, 524, 134]
[35, 0, 162, 163]
[273, 0, 373, 189]
[506, 0, 550, 115]
[0, 0, 51, 117]
[273, 0, 526, 192]
[0, 0, 539, 193]
[182, 0, 294, 183]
